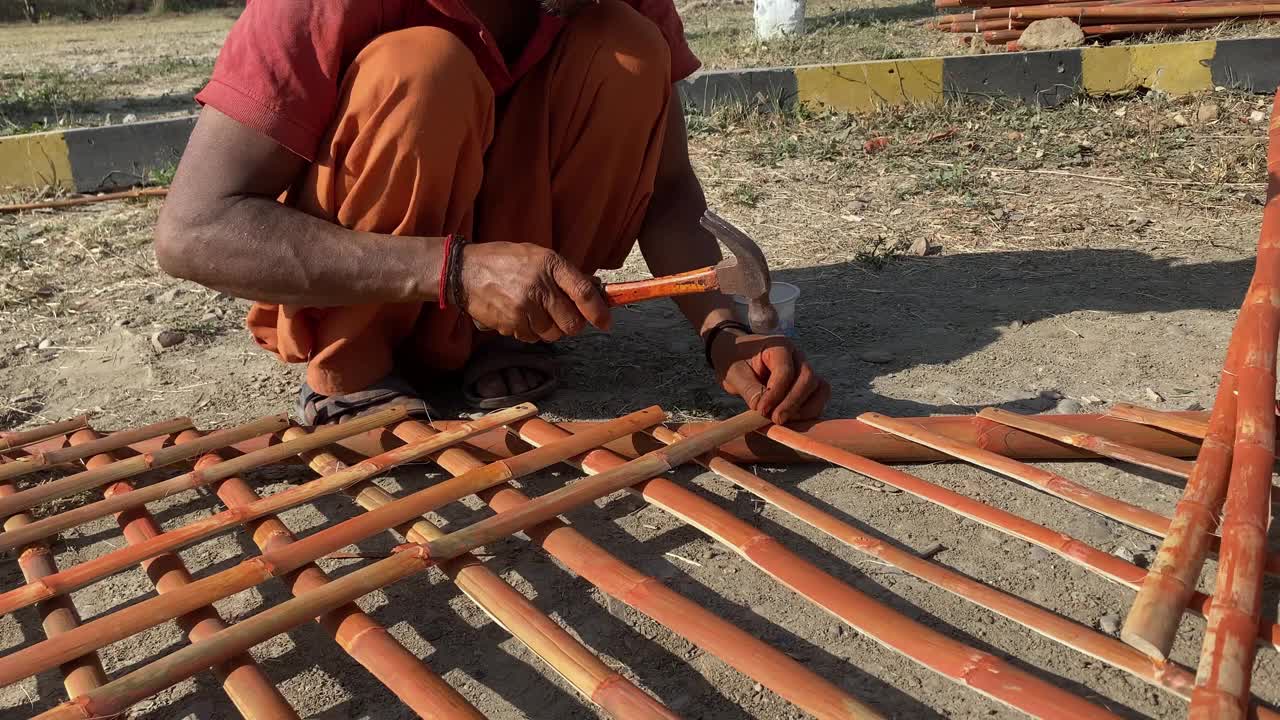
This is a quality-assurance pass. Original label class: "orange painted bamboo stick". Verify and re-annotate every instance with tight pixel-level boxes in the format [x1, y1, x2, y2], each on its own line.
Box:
[517, 420, 1114, 720]
[1189, 92, 1280, 720]
[0, 482, 107, 698]
[0, 416, 193, 482]
[29, 409, 754, 720]
[32, 411, 1217, 465]
[1011, 3, 1280, 18]
[1108, 402, 1209, 438]
[0, 415, 89, 452]
[1124, 348, 1242, 660]
[980, 408, 1194, 477]
[298, 436, 679, 720]
[0, 407, 661, 689]
[390, 421, 870, 720]
[761, 425, 1280, 653]
[0, 414, 288, 519]
[645, 427, 1209, 704]
[68, 431, 298, 720]
[192, 438, 483, 720]
[0, 406, 408, 554]
[0, 404, 534, 616]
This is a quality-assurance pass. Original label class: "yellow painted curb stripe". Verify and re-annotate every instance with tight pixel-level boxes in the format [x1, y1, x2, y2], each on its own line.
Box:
[0, 130, 74, 190]
[794, 58, 944, 112]
[1081, 41, 1216, 97]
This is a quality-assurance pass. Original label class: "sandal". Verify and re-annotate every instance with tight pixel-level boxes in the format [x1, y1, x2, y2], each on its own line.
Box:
[461, 338, 560, 410]
[297, 373, 434, 426]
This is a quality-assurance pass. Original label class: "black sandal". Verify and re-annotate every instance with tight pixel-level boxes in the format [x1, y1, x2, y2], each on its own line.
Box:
[297, 373, 434, 426]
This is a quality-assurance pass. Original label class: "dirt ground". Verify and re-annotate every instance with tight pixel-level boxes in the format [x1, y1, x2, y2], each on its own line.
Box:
[2, 9, 1280, 719]
[1, 86, 1278, 719]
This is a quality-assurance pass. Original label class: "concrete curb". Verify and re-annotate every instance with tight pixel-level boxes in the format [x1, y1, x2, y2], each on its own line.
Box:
[1, 37, 1277, 192]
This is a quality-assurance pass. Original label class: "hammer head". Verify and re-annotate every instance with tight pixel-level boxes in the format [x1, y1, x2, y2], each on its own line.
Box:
[699, 210, 780, 334]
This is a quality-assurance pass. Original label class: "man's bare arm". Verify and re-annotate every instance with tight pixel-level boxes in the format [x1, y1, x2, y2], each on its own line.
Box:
[155, 107, 446, 307]
[637, 99, 737, 336]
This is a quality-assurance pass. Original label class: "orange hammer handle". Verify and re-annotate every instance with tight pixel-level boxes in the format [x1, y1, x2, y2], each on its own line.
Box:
[600, 266, 720, 306]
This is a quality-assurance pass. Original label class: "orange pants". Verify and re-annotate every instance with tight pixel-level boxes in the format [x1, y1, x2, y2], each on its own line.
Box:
[247, 1, 672, 396]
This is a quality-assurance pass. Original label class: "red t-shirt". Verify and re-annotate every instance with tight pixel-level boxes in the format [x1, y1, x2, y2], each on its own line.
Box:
[196, 0, 700, 162]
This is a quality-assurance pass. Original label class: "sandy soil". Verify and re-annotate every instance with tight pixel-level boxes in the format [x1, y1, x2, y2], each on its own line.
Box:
[0, 87, 1278, 718]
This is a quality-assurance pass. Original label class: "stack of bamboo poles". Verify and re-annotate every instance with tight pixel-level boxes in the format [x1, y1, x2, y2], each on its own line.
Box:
[930, 0, 1278, 50]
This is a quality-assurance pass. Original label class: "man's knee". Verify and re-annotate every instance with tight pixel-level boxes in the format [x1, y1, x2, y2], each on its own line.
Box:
[566, 1, 672, 100]
[345, 26, 493, 124]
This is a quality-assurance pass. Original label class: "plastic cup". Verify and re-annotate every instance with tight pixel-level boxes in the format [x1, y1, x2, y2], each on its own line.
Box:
[733, 282, 799, 337]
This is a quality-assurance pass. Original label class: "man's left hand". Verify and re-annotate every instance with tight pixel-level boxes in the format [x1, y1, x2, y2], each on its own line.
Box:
[710, 332, 830, 425]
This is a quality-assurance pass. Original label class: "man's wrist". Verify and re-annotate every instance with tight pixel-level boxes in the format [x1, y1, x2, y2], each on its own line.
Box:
[703, 319, 750, 368]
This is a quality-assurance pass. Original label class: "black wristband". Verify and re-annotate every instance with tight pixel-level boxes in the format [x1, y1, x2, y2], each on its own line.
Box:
[446, 234, 469, 309]
[703, 320, 750, 368]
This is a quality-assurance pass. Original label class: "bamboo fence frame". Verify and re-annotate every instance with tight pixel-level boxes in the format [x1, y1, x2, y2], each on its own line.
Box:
[386, 420, 873, 720]
[0, 415, 89, 452]
[293, 433, 680, 720]
[513, 419, 1116, 720]
[28, 410, 762, 720]
[0, 416, 194, 483]
[0, 406, 664, 692]
[0, 403, 536, 618]
[70, 430, 300, 720]
[190, 434, 485, 720]
[759, 426, 1280, 653]
[643, 427, 1278, 716]
[1188, 93, 1280, 720]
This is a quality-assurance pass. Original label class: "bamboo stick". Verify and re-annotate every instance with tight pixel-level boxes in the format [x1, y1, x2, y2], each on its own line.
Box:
[979, 408, 1193, 477]
[0, 482, 107, 698]
[0, 416, 193, 483]
[0, 414, 288, 519]
[193, 438, 484, 720]
[297, 437, 679, 720]
[1189, 91, 1280, 720]
[0, 406, 409, 554]
[1124, 348, 1242, 660]
[69, 431, 299, 720]
[0, 186, 167, 214]
[1108, 402, 1209, 438]
[0, 407, 661, 687]
[1011, 3, 1280, 19]
[760, 426, 1280, 652]
[390, 421, 870, 720]
[0, 404, 536, 616]
[47, 411, 1217, 466]
[645, 427, 1208, 703]
[516, 421, 1115, 720]
[0, 415, 89, 452]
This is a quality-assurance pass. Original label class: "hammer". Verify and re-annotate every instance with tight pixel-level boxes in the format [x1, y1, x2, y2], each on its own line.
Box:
[599, 210, 780, 334]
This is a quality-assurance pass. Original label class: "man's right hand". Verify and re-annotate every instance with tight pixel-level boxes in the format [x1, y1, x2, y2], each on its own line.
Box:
[459, 242, 611, 343]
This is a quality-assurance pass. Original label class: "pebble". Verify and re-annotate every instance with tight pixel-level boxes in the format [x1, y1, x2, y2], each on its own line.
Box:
[200, 311, 220, 322]
[859, 349, 893, 364]
[155, 287, 181, 304]
[150, 330, 186, 351]
[13, 342, 28, 351]
[1054, 398, 1082, 415]
[908, 237, 933, 257]
[1195, 102, 1220, 124]
[1009, 320, 1024, 331]
[122, 113, 138, 123]
[1099, 613, 1121, 634]
[1112, 545, 1137, 563]
[1145, 387, 1165, 403]
[752, 683, 763, 693]
[37, 339, 53, 350]
[1250, 109, 1267, 124]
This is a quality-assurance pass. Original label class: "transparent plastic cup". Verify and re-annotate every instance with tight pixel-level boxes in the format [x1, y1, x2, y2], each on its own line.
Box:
[733, 282, 799, 337]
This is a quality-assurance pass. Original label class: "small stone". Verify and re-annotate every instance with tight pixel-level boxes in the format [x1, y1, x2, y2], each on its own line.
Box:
[1195, 103, 1220, 125]
[1145, 387, 1165, 403]
[200, 311, 220, 322]
[1128, 215, 1151, 229]
[859, 349, 893, 364]
[155, 287, 181, 304]
[1171, 113, 1190, 127]
[1113, 545, 1137, 563]
[752, 683, 763, 693]
[1099, 613, 1121, 634]
[908, 237, 933, 257]
[1054, 398, 1082, 415]
[1009, 319, 1024, 331]
[1080, 395, 1104, 405]
[122, 113, 137, 124]
[150, 330, 186, 351]
[37, 339, 53, 350]
[1017, 17, 1084, 50]
[1184, 401, 1205, 412]
[1249, 109, 1266, 124]
[13, 342, 28, 351]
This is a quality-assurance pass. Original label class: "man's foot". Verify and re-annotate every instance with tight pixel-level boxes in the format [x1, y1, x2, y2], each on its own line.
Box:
[462, 339, 559, 410]
[297, 374, 433, 426]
